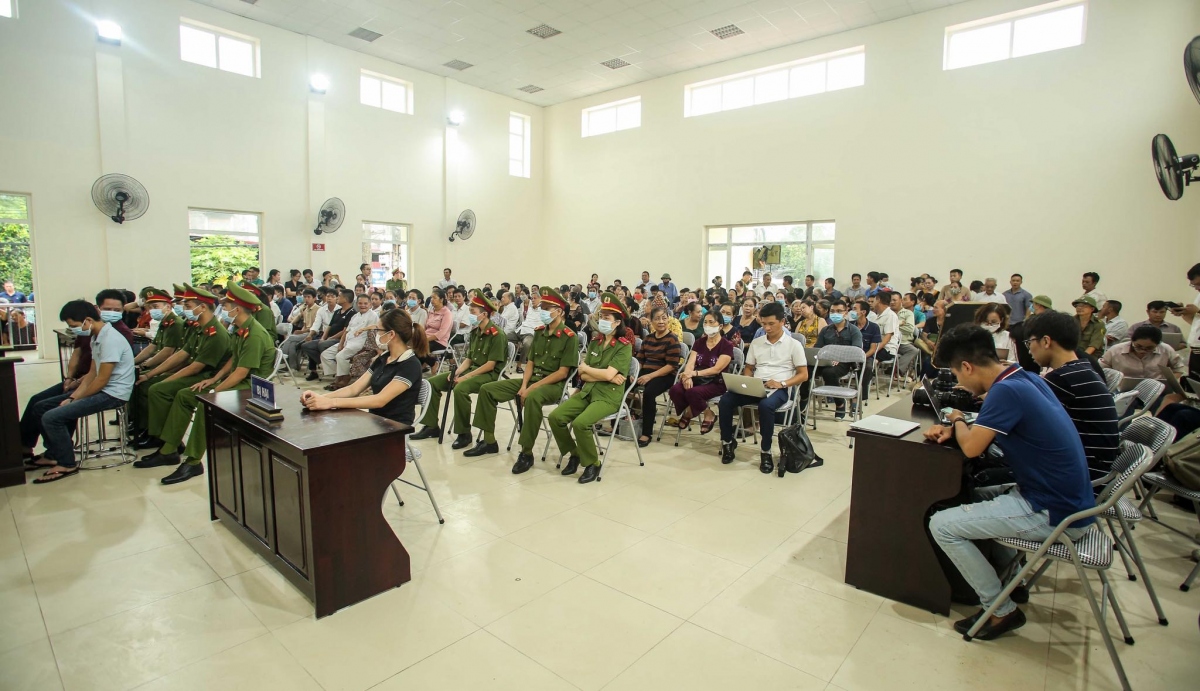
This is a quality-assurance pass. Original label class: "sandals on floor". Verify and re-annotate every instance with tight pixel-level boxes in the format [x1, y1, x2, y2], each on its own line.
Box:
[677, 416, 692, 430]
[699, 418, 715, 435]
[25, 459, 56, 471]
[32, 467, 80, 484]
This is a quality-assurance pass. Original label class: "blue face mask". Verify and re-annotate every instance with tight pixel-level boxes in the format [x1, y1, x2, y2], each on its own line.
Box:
[699, 307, 708, 316]
[99, 310, 122, 323]
[71, 323, 91, 337]
[829, 313, 845, 325]
[847, 310, 859, 322]
[539, 309, 554, 325]
[173, 305, 184, 317]
[407, 299, 417, 308]
[722, 314, 732, 324]
[588, 291, 597, 299]
[597, 319, 615, 334]
[149, 308, 164, 320]
[466, 313, 479, 328]
[183, 309, 196, 320]
[220, 313, 233, 325]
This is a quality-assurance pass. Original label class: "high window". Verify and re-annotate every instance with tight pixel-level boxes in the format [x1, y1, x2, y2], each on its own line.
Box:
[362, 222, 409, 289]
[179, 19, 260, 78]
[188, 209, 261, 285]
[582, 97, 641, 137]
[509, 112, 531, 178]
[944, 0, 1087, 70]
[1, 1, 15, 19]
[360, 70, 413, 114]
[684, 47, 865, 118]
[705, 222, 835, 290]
[0, 192, 36, 347]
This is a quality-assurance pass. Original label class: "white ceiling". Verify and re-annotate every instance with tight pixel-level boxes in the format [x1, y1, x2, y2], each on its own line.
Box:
[192, 0, 973, 106]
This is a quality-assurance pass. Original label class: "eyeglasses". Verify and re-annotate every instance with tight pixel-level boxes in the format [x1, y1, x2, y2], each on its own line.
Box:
[1130, 343, 1156, 354]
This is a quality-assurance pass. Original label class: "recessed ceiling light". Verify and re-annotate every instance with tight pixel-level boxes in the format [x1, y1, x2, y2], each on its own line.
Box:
[710, 24, 745, 40]
[600, 58, 631, 70]
[527, 24, 561, 39]
[443, 59, 473, 71]
[348, 27, 383, 42]
[518, 85, 544, 93]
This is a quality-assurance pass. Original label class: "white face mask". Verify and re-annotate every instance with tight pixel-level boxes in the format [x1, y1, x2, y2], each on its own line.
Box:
[982, 323, 1001, 333]
[703, 324, 720, 336]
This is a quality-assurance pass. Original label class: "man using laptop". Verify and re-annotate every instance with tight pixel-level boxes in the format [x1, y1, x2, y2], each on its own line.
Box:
[717, 301, 808, 474]
[924, 325, 1095, 641]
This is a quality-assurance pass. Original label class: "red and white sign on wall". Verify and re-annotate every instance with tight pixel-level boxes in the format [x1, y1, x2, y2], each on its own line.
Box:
[312, 243, 325, 252]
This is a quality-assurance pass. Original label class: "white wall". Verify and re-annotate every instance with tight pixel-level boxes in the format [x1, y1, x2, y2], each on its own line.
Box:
[0, 0, 544, 356]
[543, 0, 1200, 317]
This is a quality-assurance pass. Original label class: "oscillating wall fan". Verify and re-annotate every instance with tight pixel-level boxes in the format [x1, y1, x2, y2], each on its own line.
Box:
[91, 174, 149, 224]
[448, 209, 476, 242]
[313, 197, 345, 235]
[1152, 36, 1200, 201]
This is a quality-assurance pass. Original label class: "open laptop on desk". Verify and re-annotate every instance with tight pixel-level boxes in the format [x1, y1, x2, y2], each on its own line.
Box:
[1162, 332, 1184, 350]
[1160, 366, 1199, 402]
[920, 379, 978, 424]
[849, 415, 921, 437]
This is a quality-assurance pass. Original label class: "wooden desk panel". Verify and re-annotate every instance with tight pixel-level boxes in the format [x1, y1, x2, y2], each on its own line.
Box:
[201, 390, 412, 617]
[0, 358, 27, 489]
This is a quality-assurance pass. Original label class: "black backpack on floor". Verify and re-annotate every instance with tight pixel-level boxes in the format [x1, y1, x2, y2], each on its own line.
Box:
[776, 423, 823, 478]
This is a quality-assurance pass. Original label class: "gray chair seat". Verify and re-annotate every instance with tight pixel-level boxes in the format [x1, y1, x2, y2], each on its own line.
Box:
[997, 528, 1113, 569]
[1141, 471, 1200, 501]
[811, 385, 858, 398]
[1102, 496, 1141, 521]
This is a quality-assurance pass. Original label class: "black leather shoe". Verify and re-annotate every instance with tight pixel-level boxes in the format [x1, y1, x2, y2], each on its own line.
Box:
[954, 608, 1026, 640]
[561, 455, 580, 476]
[511, 452, 535, 474]
[1010, 585, 1029, 605]
[305, 371, 319, 381]
[720, 440, 737, 464]
[759, 453, 774, 474]
[578, 465, 600, 484]
[135, 451, 180, 469]
[463, 441, 499, 457]
[410, 427, 440, 440]
[161, 462, 204, 485]
[133, 436, 163, 450]
[637, 437, 651, 448]
[451, 433, 473, 450]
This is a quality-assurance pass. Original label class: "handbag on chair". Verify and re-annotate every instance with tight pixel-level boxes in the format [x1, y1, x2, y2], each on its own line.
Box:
[1164, 428, 1200, 491]
[776, 423, 823, 478]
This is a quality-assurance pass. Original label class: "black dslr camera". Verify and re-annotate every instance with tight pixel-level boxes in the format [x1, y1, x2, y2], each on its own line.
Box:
[913, 369, 978, 411]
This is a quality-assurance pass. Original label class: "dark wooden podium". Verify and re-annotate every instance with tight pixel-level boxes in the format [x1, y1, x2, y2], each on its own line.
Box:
[0, 355, 27, 488]
[198, 389, 412, 617]
[845, 399, 965, 615]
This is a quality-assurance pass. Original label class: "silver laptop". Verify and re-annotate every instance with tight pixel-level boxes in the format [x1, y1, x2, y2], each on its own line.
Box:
[849, 415, 920, 437]
[1162, 332, 1184, 349]
[1159, 366, 1199, 401]
[723, 373, 768, 397]
[1117, 377, 1146, 393]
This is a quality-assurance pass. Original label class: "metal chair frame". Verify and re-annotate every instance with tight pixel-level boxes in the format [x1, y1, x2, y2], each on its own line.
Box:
[391, 379, 444, 524]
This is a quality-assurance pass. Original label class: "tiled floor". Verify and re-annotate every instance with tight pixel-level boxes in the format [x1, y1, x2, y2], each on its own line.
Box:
[4, 359, 1200, 691]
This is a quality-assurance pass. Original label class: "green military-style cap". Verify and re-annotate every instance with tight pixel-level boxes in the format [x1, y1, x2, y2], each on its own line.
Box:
[1032, 295, 1053, 309]
[599, 291, 629, 320]
[1071, 295, 1097, 310]
[171, 283, 187, 302]
[539, 286, 568, 311]
[468, 290, 498, 315]
[182, 283, 219, 307]
[224, 282, 264, 311]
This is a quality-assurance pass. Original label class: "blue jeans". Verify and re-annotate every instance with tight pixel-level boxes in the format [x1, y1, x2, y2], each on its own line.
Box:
[39, 392, 125, 468]
[718, 387, 790, 452]
[929, 485, 1091, 616]
[20, 382, 65, 449]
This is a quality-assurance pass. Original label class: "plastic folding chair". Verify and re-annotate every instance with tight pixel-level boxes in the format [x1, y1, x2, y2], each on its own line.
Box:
[807, 345, 867, 445]
[391, 379, 444, 524]
[507, 364, 577, 454]
[658, 346, 741, 446]
[1103, 368, 1124, 394]
[588, 358, 645, 480]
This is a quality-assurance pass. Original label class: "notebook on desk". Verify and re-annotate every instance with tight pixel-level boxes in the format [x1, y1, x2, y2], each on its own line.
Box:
[849, 415, 921, 437]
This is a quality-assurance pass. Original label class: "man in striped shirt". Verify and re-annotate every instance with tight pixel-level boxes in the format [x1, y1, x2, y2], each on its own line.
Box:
[1023, 310, 1120, 485]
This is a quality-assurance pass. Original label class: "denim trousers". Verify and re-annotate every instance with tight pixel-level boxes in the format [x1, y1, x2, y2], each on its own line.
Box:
[717, 387, 790, 452]
[19, 382, 65, 449]
[929, 485, 1091, 617]
[39, 392, 126, 468]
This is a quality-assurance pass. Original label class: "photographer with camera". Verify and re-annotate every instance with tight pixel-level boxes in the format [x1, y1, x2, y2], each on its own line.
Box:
[925, 324, 1096, 641]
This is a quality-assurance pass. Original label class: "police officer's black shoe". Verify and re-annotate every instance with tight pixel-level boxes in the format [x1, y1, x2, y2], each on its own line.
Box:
[561, 455, 580, 476]
[759, 453, 774, 474]
[136, 451, 180, 469]
[451, 433, 473, 450]
[720, 440, 737, 464]
[463, 440, 499, 457]
[578, 465, 600, 484]
[305, 371, 319, 381]
[511, 452, 535, 474]
[134, 436, 163, 450]
[410, 427, 440, 440]
[161, 462, 204, 485]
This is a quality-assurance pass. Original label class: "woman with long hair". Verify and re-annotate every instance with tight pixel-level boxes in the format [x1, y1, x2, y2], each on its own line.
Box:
[973, 302, 1013, 361]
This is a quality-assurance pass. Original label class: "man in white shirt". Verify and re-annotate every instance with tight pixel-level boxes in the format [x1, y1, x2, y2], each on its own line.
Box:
[1099, 300, 1129, 345]
[450, 288, 472, 344]
[872, 291, 900, 361]
[437, 267, 457, 292]
[1172, 262, 1200, 379]
[891, 292, 920, 375]
[756, 273, 777, 297]
[976, 278, 1007, 305]
[280, 288, 324, 371]
[320, 294, 379, 389]
[1080, 271, 1107, 307]
[717, 301, 808, 475]
[583, 288, 601, 315]
[498, 291, 521, 336]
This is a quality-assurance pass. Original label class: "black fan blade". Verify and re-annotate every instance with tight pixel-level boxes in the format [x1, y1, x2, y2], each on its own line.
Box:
[1186, 36, 1200, 107]
[1153, 134, 1184, 201]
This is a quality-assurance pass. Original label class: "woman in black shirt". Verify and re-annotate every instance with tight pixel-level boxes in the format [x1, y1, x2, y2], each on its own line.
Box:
[300, 309, 430, 425]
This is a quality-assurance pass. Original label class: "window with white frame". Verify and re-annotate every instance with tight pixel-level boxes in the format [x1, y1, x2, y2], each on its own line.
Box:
[705, 222, 835, 290]
[179, 19, 260, 78]
[509, 112, 531, 178]
[360, 70, 413, 114]
[684, 47, 865, 118]
[0, 1, 15, 19]
[582, 97, 641, 137]
[943, 0, 1087, 70]
[188, 209, 261, 285]
[362, 222, 409, 289]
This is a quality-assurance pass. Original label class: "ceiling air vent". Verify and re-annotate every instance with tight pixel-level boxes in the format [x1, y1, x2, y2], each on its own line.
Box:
[348, 27, 383, 42]
[527, 24, 561, 39]
[443, 59, 474, 71]
[518, 85, 544, 93]
[600, 58, 631, 70]
[710, 24, 745, 40]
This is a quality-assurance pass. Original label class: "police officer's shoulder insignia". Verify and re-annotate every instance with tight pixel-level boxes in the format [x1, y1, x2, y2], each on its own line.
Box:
[562, 327, 575, 338]
[205, 325, 217, 336]
[592, 333, 603, 341]
[618, 336, 632, 346]
[485, 325, 499, 337]
[237, 327, 249, 339]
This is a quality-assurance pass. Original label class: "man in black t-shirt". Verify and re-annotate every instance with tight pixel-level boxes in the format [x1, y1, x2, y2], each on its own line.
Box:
[1024, 311, 1120, 485]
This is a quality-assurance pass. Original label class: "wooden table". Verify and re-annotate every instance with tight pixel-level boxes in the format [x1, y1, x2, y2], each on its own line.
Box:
[0, 356, 26, 488]
[199, 390, 412, 617]
[845, 399, 966, 615]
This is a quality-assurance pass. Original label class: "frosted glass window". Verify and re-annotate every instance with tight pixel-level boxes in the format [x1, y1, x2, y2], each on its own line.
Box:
[360, 75, 381, 107]
[1012, 5, 1085, 57]
[380, 81, 407, 112]
[685, 47, 865, 117]
[180, 25, 217, 68]
[179, 21, 259, 77]
[615, 101, 640, 130]
[0, 1, 14, 19]
[360, 70, 412, 114]
[582, 97, 641, 137]
[588, 108, 617, 136]
[946, 23, 1012, 69]
[218, 36, 254, 77]
[509, 113, 531, 178]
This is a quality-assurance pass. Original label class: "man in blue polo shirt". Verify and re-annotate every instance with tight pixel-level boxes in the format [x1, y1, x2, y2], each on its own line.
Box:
[924, 325, 1096, 641]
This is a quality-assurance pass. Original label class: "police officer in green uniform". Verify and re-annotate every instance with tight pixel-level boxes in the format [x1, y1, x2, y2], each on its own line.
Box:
[133, 288, 184, 368]
[240, 282, 278, 335]
[133, 284, 231, 458]
[466, 286, 580, 470]
[549, 292, 633, 484]
[410, 290, 507, 448]
[131, 284, 196, 443]
[138, 284, 276, 484]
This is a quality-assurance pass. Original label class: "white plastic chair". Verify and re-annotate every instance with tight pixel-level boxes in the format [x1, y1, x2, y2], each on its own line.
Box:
[1102, 368, 1124, 394]
[391, 379, 444, 524]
